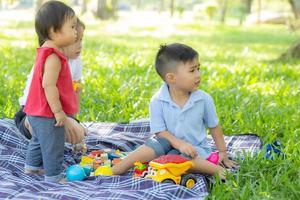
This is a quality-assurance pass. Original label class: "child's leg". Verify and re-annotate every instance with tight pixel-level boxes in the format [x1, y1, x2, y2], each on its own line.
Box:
[112, 137, 172, 175]
[26, 116, 86, 144]
[25, 117, 43, 174]
[27, 116, 65, 182]
[14, 107, 32, 139]
[190, 157, 227, 179]
[112, 144, 156, 175]
[24, 117, 33, 134]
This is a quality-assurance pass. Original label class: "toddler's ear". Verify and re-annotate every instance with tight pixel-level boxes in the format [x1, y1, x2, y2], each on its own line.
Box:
[48, 27, 56, 38]
[165, 72, 175, 84]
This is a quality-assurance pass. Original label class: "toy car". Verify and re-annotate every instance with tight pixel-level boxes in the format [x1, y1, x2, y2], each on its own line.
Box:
[146, 154, 197, 189]
[133, 161, 149, 177]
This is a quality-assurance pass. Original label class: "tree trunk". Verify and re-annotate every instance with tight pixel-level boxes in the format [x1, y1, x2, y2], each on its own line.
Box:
[136, 0, 141, 10]
[289, 0, 300, 19]
[170, 0, 175, 17]
[95, 0, 118, 20]
[245, 0, 253, 14]
[158, 0, 164, 13]
[280, 40, 300, 60]
[220, 0, 228, 24]
[81, 0, 88, 14]
[257, 0, 261, 24]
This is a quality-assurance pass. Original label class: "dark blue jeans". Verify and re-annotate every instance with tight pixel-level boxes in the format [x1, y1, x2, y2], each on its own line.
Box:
[25, 116, 65, 182]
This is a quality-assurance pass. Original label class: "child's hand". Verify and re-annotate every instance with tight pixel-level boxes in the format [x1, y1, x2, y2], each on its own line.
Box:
[179, 141, 198, 158]
[54, 110, 67, 126]
[64, 117, 85, 144]
[219, 152, 238, 169]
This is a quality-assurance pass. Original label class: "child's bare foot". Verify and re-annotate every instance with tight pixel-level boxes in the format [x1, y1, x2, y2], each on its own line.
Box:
[25, 169, 44, 175]
[59, 178, 67, 184]
[217, 167, 227, 181]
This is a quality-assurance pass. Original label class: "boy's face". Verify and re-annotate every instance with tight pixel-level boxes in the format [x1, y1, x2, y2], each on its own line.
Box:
[63, 27, 84, 59]
[169, 57, 201, 92]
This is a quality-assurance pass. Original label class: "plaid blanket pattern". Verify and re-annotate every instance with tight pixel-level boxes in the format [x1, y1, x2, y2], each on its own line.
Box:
[0, 119, 262, 200]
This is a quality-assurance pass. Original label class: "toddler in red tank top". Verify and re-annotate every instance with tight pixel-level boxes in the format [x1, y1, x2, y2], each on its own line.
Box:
[23, 0, 78, 183]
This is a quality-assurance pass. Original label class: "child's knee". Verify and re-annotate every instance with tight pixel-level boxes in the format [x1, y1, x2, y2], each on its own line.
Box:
[145, 137, 171, 157]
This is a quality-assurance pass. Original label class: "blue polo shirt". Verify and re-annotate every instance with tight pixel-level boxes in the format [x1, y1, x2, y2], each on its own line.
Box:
[149, 83, 219, 159]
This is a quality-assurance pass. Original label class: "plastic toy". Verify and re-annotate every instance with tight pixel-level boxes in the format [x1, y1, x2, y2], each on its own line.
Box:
[94, 166, 113, 176]
[108, 152, 121, 160]
[133, 161, 148, 177]
[80, 156, 94, 166]
[67, 149, 126, 181]
[66, 164, 87, 181]
[146, 155, 197, 189]
[72, 141, 87, 154]
[265, 141, 285, 160]
[73, 81, 81, 92]
[89, 150, 104, 158]
[207, 152, 219, 165]
[82, 165, 92, 176]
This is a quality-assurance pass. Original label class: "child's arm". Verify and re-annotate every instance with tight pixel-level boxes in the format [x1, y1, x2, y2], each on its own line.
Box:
[42, 54, 67, 126]
[157, 131, 198, 158]
[209, 125, 237, 168]
[150, 97, 197, 158]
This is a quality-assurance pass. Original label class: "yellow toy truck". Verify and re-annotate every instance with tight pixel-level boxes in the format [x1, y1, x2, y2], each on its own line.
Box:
[146, 154, 197, 189]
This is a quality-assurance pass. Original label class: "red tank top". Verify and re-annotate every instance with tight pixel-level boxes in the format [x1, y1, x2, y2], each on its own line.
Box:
[24, 47, 78, 117]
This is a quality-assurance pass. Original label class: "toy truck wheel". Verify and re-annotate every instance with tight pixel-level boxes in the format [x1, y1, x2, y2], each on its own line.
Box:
[162, 179, 176, 185]
[141, 171, 148, 178]
[180, 174, 197, 189]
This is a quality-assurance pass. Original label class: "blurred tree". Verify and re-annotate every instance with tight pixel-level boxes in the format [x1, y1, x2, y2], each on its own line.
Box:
[277, 0, 300, 59]
[244, 0, 253, 14]
[170, 0, 175, 17]
[236, 2, 248, 25]
[257, 0, 261, 24]
[280, 39, 300, 60]
[289, 0, 300, 19]
[205, 3, 218, 20]
[220, 0, 228, 24]
[81, 0, 88, 14]
[136, 0, 141, 10]
[95, 0, 118, 20]
[158, 0, 165, 13]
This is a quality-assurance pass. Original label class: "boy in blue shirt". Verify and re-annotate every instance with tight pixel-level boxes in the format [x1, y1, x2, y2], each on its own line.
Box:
[112, 43, 236, 179]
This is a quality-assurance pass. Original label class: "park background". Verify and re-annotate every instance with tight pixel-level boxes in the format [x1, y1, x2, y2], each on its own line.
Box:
[0, 0, 299, 199]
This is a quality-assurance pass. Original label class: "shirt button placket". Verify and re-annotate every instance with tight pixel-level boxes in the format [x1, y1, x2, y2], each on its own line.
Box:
[179, 113, 185, 122]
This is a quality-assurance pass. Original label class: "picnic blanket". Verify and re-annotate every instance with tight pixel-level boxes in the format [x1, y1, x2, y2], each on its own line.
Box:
[0, 118, 263, 200]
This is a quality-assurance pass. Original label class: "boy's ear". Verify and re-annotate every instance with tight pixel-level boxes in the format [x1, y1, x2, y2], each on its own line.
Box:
[165, 72, 175, 83]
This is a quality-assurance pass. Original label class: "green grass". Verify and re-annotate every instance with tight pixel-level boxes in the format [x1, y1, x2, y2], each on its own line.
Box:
[0, 19, 299, 199]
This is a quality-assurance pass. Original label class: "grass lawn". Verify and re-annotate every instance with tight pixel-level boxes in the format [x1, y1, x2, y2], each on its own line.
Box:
[0, 14, 299, 199]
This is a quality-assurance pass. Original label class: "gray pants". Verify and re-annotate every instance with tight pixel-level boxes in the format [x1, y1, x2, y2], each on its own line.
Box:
[145, 137, 191, 159]
[25, 116, 65, 182]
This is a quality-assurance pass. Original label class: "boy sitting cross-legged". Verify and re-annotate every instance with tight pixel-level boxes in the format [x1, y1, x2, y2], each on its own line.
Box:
[112, 43, 237, 180]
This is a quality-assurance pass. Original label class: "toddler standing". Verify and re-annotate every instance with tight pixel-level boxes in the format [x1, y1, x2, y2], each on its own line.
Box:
[24, 1, 78, 182]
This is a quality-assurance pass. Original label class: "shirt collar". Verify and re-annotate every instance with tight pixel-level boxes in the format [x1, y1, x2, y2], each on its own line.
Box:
[156, 83, 204, 104]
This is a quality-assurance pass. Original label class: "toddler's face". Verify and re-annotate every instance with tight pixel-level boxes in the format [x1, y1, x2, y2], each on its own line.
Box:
[173, 57, 201, 92]
[58, 15, 77, 47]
[63, 27, 84, 59]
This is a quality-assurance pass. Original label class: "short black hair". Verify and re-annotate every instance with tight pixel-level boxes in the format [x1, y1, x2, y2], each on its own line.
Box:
[155, 43, 198, 80]
[35, 1, 75, 46]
